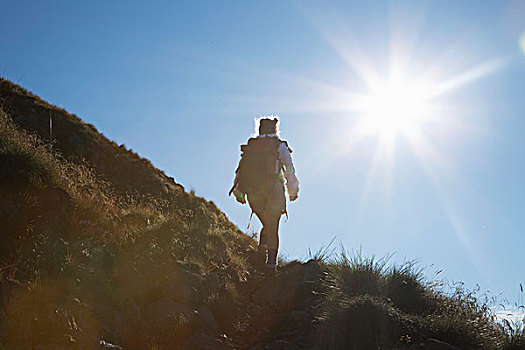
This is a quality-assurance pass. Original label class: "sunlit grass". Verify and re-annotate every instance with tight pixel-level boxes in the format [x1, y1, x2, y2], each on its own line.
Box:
[310, 248, 512, 349]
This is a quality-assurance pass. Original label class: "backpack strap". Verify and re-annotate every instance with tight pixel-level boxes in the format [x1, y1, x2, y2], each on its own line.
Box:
[246, 210, 254, 230]
[280, 140, 292, 153]
[228, 180, 237, 196]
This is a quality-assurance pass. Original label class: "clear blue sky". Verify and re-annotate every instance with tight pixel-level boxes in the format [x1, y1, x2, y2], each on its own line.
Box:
[2, 0, 525, 306]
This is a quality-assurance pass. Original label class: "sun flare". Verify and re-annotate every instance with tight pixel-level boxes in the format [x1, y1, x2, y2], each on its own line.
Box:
[358, 78, 432, 139]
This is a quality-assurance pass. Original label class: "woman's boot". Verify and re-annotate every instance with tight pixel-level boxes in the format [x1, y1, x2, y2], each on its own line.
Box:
[266, 249, 278, 271]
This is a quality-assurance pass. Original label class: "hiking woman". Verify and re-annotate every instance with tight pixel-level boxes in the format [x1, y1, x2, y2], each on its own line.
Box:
[230, 117, 299, 270]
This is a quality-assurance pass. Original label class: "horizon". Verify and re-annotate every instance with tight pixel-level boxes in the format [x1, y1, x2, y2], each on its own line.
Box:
[2, 0, 525, 318]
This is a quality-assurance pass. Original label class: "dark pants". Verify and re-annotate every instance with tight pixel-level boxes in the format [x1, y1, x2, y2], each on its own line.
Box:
[255, 208, 281, 250]
[248, 181, 286, 251]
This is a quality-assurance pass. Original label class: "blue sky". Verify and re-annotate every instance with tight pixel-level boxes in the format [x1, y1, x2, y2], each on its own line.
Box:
[2, 0, 525, 307]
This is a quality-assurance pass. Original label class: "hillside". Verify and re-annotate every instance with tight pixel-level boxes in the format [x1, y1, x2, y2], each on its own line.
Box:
[0, 78, 182, 198]
[0, 79, 522, 349]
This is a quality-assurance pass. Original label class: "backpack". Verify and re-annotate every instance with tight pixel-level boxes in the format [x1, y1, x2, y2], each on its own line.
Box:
[233, 137, 282, 196]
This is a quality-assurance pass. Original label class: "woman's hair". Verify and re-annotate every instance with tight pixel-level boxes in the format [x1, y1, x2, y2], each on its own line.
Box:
[254, 115, 280, 136]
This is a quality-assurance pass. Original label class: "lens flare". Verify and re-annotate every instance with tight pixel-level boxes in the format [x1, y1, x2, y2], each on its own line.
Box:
[520, 32, 525, 56]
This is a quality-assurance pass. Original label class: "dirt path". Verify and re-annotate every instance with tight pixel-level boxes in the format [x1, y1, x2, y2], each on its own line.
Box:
[230, 260, 323, 349]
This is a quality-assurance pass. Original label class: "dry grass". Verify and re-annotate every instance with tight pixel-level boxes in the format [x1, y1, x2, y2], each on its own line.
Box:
[0, 107, 254, 348]
[312, 249, 514, 349]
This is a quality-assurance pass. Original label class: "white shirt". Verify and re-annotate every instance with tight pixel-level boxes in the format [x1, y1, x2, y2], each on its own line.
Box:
[255, 134, 300, 197]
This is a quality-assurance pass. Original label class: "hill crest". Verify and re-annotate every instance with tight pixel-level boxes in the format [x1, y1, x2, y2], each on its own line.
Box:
[0, 78, 183, 198]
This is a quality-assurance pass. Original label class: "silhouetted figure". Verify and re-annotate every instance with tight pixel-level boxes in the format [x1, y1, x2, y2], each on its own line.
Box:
[230, 117, 299, 270]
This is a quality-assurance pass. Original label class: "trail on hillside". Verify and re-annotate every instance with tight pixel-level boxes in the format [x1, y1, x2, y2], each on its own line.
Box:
[230, 260, 322, 349]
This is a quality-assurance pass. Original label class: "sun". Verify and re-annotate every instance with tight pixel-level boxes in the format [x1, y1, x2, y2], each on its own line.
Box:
[358, 77, 432, 140]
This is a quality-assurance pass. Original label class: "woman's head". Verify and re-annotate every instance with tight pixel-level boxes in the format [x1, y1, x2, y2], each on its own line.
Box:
[255, 116, 280, 136]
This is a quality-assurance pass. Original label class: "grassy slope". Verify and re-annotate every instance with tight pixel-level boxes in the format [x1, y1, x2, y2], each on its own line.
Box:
[0, 80, 256, 349]
[0, 79, 522, 349]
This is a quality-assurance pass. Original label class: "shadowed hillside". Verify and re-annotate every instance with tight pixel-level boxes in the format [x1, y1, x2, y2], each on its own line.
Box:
[0, 78, 182, 198]
[0, 79, 523, 349]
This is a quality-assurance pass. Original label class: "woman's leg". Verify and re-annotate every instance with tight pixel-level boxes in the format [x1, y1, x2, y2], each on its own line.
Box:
[263, 209, 281, 252]
[255, 209, 281, 266]
[251, 182, 286, 267]
[255, 209, 281, 264]
[255, 211, 268, 265]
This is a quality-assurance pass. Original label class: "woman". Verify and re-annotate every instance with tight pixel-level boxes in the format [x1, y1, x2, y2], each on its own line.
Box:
[231, 117, 299, 270]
